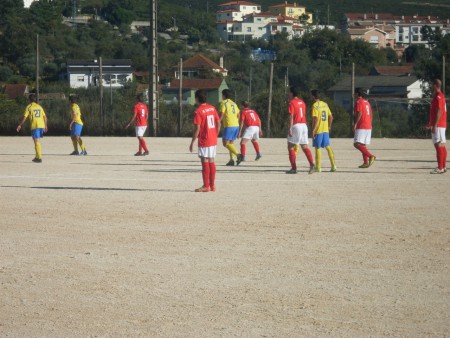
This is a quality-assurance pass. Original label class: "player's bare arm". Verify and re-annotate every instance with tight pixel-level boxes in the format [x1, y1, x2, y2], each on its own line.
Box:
[312, 116, 318, 138]
[44, 115, 48, 133]
[354, 111, 362, 132]
[288, 114, 293, 137]
[433, 107, 442, 134]
[125, 114, 136, 129]
[329, 115, 333, 133]
[69, 114, 76, 131]
[189, 124, 201, 153]
[16, 116, 27, 132]
[238, 119, 244, 139]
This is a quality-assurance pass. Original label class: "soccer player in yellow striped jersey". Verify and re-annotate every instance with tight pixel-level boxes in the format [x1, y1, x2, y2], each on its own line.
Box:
[16, 94, 48, 163]
[220, 89, 243, 166]
[311, 90, 336, 172]
[69, 96, 87, 155]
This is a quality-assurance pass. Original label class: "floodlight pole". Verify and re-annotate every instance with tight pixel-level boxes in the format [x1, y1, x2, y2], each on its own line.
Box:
[267, 62, 274, 137]
[36, 34, 40, 103]
[350, 62, 355, 136]
[149, 0, 159, 136]
[99, 56, 104, 135]
[443, 55, 446, 96]
[178, 58, 183, 136]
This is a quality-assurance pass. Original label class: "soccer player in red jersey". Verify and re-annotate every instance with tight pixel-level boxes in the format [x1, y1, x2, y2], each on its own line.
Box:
[238, 101, 262, 162]
[125, 94, 149, 156]
[286, 86, 315, 174]
[354, 88, 376, 168]
[426, 79, 447, 174]
[189, 89, 221, 192]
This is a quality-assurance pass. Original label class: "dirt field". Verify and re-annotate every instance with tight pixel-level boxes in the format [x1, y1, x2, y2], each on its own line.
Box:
[0, 136, 449, 337]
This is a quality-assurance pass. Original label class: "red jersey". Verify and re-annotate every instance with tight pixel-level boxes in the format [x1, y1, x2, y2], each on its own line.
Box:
[134, 102, 148, 127]
[355, 98, 372, 130]
[429, 91, 447, 128]
[288, 98, 307, 124]
[241, 107, 261, 127]
[193, 103, 220, 147]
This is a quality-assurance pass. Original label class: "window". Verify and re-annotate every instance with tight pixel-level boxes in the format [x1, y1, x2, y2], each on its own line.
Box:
[258, 27, 263, 31]
[257, 18, 261, 21]
[282, 27, 287, 32]
[370, 35, 379, 43]
[247, 27, 251, 32]
[77, 76, 84, 82]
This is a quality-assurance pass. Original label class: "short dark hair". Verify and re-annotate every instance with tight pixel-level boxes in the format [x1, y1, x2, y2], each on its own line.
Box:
[311, 89, 319, 99]
[222, 89, 232, 99]
[432, 79, 442, 89]
[242, 100, 249, 108]
[69, 95, 76, 103]
[136, 94, 144, 102]
[195, 89, 207, 104]
[289, 86, 298, 97]
[355, 88, 365, 98]
[29, 94, 36, 102]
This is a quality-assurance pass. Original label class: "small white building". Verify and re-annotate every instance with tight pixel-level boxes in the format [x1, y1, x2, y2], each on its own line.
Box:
[24, 0, 38, 8]
[67, 59, 134, 89]
[217, 12, 304, 41]
[394, 16, 450, 47]
[216, 1, 261, 22]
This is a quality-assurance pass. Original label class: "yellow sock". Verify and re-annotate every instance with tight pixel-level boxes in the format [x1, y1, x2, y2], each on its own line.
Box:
[315, 148, 322, 168]
[226, 144, 239, 159]
[35, 142, 42, 159]
[78, 139, 86, 152]
[72, 139, 78, 152]
[326, 146, 336, 168]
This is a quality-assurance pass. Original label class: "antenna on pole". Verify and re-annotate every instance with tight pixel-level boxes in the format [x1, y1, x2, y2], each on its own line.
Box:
[267, 62, 274, 138]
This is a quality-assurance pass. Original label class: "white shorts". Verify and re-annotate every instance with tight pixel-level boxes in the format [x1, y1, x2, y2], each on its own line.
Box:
[135, 126, 147, 137]
[432, 127, 446, 144]
[287, 123, 308, 145]
[198, 146, 217, 158]
[242, 126, 260, 141]
[354, 129, 372, 145]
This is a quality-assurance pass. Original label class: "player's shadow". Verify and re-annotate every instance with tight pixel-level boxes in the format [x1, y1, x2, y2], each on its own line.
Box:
[0, 185, 190, 193]
[377, 159, 434, 163]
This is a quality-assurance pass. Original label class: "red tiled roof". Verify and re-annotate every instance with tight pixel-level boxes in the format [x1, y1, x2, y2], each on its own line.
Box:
[345, 13, 395, 21]
[169, 79, 224, 90]
[182, 54, 226, 72]
[4, 84, 29, 99]
[216, 9, 238, 13]
[372, 65, 414, 76]
[270, 3, 305, 8]
[218, 1, 259, 6]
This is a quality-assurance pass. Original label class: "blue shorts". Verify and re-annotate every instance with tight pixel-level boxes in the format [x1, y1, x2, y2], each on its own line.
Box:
[31, 128, 44, 139]
[71, 123, 83, 136]
[222, 127, 239, 141]
[313, 132, 330, 148]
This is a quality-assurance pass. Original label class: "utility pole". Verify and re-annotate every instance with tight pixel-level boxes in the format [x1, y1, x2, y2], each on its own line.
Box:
[149, 0, 159, 136]
[178, 58, 183, 137]
[267, 62, 274, 137]
[36, 34, 40, 103]
[351, 62, 355, 136]
[99, 57, 104, 135]
[72, 0, 77, 30]
[443, 55, 446, 95]
[249, 67, 252, 104]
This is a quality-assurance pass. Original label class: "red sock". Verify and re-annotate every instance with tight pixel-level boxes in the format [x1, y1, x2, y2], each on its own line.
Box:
[435, 144, 441, 170]
[209, 162, 216, 188]
[302, 148, 314, 166]
[140, 138, 149, 153]
[241, 143, 246, 157]
[289, 149, 297, 170]
[138, 139, 143, 153]
[443, 147, 447, 169]
[252, 141, 260, 154]
[202, 162, 210, 188]
[356, 144, 373, 163]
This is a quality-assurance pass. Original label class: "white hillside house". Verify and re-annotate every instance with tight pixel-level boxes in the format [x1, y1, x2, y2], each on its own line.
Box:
[216, 1, 261, 22]
[24, 0, 38, 7]
[67, 59, 134, 89]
